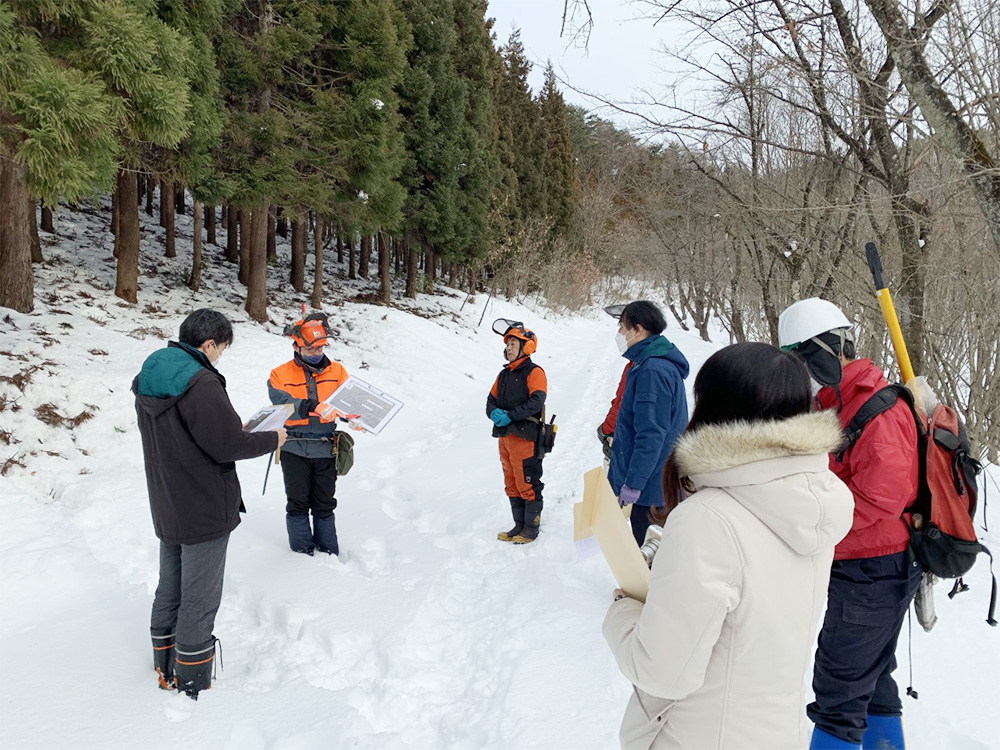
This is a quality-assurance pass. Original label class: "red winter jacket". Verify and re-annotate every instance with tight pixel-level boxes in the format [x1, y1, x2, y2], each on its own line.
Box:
[817, 358, 918, 560]
[601, 362, 632, 435]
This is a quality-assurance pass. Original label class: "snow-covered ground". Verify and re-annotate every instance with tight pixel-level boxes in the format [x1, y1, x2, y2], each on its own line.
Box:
[0, 202, 997, 749]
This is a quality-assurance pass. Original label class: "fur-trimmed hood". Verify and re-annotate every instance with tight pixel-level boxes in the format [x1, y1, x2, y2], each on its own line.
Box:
[675, 410, 852, 557]
[675, 410, 843, 477]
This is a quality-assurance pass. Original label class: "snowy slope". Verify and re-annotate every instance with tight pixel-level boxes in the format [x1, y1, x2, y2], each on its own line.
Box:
[0, 202, 997, 749]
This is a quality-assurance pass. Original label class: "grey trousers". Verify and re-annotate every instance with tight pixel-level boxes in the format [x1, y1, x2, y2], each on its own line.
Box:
[150, 534, 229, 649]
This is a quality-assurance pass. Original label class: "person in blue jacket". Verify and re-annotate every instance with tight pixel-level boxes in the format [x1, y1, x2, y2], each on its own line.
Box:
[607, 301, 690, 546]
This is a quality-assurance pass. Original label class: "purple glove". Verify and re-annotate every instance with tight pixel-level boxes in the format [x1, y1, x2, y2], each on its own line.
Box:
[619, 485, 641, 507]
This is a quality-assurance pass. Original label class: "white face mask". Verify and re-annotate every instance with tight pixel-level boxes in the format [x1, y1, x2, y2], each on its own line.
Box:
[615, 330, 634, 354]
[209, 341, 224, 365]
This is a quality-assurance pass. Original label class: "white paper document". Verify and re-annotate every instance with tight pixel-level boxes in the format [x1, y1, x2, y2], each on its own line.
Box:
[244, 403, 294, 433]
[320, 375, 403, 435]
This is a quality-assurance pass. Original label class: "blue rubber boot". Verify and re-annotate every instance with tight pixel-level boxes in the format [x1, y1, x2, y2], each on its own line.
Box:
[810, 727, 860, 749]
[862, 715, 905, 750]
[286, 513, 315, 555]
[312, 513, 339, 555]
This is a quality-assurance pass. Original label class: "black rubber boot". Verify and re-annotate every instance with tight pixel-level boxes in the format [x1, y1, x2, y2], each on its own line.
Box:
[498, 497, 526, 542]
[175, 639, 216, 700]
[513, 500, 542, 544]
[152, 629, 175, 690]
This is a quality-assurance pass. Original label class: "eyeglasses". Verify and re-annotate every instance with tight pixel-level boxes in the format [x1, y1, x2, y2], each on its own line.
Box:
[300, 344, 327, 355]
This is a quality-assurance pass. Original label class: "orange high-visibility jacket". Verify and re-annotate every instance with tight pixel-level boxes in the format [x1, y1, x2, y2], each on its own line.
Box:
[268, 359, 348, 428]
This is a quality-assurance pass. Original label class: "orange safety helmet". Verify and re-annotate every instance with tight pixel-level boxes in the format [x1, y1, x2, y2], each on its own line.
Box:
[493, 318, 537, 356]
[284, 313, 330, 348]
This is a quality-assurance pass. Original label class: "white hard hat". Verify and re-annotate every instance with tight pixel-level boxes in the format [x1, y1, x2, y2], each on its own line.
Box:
[778, 298, 852, 349]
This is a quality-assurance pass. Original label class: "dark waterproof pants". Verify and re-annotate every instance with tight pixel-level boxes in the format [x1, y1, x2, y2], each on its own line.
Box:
[281, 451, 338, 516]
[807, 550, 922, 744]
[281, 451, 338, 554]
[150, 534, 229, 650]
[629, 505, 662, 547]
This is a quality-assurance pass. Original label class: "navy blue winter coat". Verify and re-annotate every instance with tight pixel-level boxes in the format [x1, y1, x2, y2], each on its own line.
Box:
[607, 334, 690, 507]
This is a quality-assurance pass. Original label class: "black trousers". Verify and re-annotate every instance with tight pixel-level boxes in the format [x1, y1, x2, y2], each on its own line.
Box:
[629, 505, 661, 547]
[807, 550, 922, 744]
[280, 452, 337, 517]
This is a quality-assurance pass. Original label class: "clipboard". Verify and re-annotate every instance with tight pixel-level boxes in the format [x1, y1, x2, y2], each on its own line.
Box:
[320, 375, 403, 435]
[574, 465, 651, 602]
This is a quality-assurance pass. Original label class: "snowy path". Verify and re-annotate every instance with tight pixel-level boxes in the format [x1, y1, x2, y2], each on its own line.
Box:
[2, 205, 998, 748]
[0, 268, 711, 750]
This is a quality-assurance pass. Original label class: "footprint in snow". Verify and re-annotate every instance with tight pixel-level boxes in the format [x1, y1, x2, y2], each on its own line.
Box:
[161, 690, 195, 723]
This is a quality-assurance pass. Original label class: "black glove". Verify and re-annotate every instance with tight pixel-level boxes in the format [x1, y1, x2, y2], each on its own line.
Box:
[597, 424, 614, 461]
[298, 398, 320, 418]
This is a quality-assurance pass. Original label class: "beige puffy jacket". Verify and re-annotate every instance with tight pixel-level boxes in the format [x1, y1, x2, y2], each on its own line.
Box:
[603, 411, 853, 750]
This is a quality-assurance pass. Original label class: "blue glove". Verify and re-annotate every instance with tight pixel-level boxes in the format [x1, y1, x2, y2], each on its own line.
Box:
[490, 408, 512, 427]
[618, 485, 641, 507]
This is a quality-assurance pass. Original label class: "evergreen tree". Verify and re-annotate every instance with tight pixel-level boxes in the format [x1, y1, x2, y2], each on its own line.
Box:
[539, 63, 577, 238]
[396, 0, 465, 295]
[1, 4, 116, 312]
[77, 1, 194, 301]
[497, 31, 546, 229]
[152, 0, 226, 275]
[451, 0, 500, 275]
[1, 1, 190, 310]
[272, 0, 408, 306]
[217, 0, 306, 320]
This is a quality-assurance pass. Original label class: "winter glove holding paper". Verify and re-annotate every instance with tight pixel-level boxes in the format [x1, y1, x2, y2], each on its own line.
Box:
[490, 409, 512, 427]
[618, 485, 641, 508]
[313, 402, 338, 423]
[299, 398, 320, 419]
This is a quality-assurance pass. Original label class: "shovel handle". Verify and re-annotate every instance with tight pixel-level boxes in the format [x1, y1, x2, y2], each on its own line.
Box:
[865, 242, 916, 384]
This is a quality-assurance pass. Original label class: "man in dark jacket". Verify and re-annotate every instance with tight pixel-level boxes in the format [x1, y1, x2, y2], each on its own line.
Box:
[133, 309, 285, 699]
[779, 298, 920, 750]
[607, 301, 690, 547]
[487, 319, 547, 544]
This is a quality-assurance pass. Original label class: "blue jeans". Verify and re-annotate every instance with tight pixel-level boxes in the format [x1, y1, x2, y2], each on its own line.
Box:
[807, 550, 922, 744]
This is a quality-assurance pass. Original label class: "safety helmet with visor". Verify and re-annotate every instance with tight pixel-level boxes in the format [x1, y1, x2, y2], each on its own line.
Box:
[284, 313, 331, 349]
[492, 318, 537, 357]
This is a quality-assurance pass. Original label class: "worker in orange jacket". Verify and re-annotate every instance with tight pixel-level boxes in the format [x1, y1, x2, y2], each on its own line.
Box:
[267, 313, 348, 555]
[486, 319, 547, 544]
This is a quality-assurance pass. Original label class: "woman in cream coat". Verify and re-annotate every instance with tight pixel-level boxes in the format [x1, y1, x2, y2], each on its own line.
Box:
[604, 343, 854, 750]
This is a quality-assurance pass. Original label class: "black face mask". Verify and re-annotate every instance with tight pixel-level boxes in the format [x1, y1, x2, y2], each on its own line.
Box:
[791, 332, 846, 388]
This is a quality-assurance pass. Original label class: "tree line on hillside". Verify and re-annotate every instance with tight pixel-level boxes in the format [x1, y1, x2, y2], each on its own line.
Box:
[559, 0, 1000, 460]
[0, 1, 577, 320]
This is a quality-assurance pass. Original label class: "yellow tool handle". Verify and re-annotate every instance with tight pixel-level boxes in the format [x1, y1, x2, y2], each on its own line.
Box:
[876, 288, 916, 384]
[866, 242, 917, 384]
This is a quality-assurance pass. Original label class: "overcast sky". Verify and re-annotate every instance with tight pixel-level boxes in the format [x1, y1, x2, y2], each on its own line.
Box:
[485, 0, 695, 131]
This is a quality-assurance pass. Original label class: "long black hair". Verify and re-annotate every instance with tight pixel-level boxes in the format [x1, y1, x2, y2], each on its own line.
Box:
[655, 342, 812, 523]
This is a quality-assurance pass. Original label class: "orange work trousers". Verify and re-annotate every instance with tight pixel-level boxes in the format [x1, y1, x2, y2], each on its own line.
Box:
[498, 435, 544, 502]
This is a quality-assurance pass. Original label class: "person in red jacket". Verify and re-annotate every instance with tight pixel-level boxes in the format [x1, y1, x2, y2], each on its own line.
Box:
[779, 298, 921, 750]
[597, 304, 631, 462]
